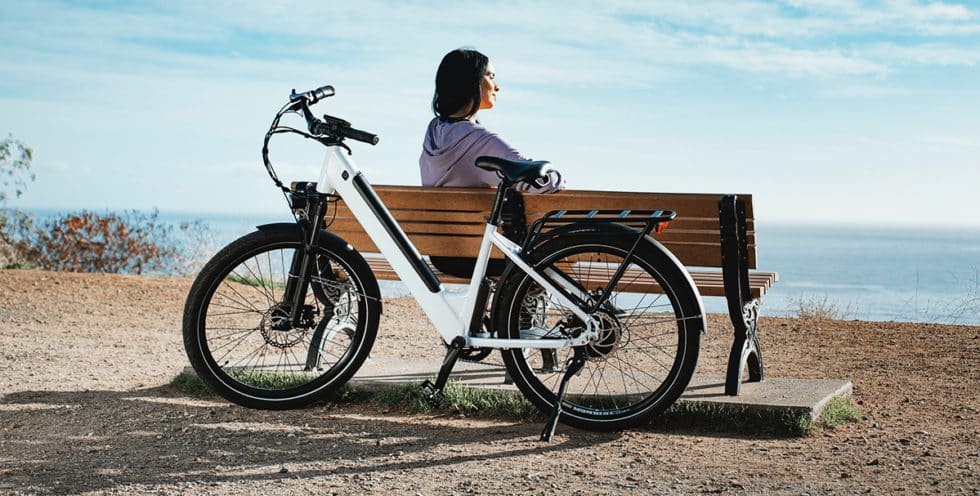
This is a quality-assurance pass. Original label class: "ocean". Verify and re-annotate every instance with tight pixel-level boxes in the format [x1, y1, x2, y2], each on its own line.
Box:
[13, 208, 980, 326]
[759, 224, 979, 326]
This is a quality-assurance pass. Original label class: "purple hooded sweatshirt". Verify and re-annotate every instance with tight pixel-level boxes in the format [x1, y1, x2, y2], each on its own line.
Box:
[419, 118, 565, 193]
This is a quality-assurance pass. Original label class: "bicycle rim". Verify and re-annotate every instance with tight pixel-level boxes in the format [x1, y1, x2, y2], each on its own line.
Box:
[187, 229, 376, 407]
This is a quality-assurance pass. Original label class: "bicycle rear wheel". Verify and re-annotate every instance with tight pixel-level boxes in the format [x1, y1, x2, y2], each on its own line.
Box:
[493, 228, 703, 432]
[182, 223, 381, 409]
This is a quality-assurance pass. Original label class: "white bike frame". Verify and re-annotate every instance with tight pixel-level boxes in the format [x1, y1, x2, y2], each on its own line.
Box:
[317, 147, 599, 350]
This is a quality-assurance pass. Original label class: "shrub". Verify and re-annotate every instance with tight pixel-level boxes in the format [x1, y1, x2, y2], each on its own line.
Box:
[0, 208, 210, 275]
[1, 135, 213, 275]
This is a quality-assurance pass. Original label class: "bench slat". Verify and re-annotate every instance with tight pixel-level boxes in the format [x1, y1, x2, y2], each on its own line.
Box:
[364, 186, 496, 210]
[362, 185, 755, 216]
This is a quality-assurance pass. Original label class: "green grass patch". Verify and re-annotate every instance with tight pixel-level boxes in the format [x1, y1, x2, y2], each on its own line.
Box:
[172, 369, 318, 391]
[228, 370, 316, 389]
[371, 382, 544, 420]
[168, 372, 213, 396]
[817, 396, 864, 429]
[441, 382, 543, 420]
[371, 382, 433, 413]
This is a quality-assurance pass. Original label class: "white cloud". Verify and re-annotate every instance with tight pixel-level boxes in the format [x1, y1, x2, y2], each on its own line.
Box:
[892, 0, 976, 22]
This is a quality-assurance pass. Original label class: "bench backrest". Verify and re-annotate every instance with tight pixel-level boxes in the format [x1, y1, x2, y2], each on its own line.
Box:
[329, 185, 758, 269]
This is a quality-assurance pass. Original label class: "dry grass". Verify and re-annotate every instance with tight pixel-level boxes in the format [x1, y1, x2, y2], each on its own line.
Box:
[793, 295, 856, 320]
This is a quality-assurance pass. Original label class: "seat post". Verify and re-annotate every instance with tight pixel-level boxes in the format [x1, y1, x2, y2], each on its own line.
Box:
[487, 182, 512, 226]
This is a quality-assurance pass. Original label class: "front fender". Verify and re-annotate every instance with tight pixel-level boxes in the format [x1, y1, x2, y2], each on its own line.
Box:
[256, 222, 301, 233]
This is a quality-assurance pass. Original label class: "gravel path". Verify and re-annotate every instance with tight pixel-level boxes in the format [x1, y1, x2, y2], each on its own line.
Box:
[0, 269, 977, 495]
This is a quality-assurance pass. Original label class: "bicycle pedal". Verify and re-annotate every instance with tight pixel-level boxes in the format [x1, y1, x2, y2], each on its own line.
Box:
[418, 380, 446, 406]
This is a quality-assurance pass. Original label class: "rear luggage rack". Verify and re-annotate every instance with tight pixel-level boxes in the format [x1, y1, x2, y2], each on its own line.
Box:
[527, 209, 676, 241]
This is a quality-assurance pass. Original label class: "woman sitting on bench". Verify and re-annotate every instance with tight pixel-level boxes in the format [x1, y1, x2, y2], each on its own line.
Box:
[419, 48, 566, 277]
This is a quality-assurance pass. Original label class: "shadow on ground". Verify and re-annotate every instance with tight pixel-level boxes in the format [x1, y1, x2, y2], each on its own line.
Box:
[0, 386, 623, 494]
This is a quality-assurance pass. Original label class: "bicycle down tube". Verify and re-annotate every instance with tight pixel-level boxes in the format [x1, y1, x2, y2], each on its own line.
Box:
[317, 147, 599, 349]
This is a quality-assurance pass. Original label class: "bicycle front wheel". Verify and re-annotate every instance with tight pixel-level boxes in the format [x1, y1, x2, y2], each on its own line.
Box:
[493, 229, 704, 432]
[182, 223, 381, 409]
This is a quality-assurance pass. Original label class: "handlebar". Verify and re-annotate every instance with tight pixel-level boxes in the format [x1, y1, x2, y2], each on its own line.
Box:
[288, 85, 380, 146]
[264, 85, 379, 193]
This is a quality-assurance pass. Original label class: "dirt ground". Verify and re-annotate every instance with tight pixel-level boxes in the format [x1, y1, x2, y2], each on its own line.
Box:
[0, 269, 977, 495]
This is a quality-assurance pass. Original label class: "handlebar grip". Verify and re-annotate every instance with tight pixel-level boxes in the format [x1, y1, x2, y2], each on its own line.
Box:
[290, 85, 335, 104]
[311, 85, 335, 101]
[341, 126, 380, 145]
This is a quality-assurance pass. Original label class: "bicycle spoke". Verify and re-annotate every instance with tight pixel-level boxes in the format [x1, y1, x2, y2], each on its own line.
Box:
[216, 333, 268, 369]
[206, 327, 265, 342]
[214, 276, 267, 314]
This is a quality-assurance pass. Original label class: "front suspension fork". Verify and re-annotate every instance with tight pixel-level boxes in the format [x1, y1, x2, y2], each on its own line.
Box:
[281, 195, 330, 327]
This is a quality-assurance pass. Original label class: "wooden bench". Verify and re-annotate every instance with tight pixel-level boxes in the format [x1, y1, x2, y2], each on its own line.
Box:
[329, 185, 778, 395]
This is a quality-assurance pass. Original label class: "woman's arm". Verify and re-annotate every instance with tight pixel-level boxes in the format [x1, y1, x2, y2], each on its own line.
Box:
[476, 131, 566, 194]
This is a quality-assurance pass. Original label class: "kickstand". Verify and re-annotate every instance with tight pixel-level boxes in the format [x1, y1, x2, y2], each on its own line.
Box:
[419, 336, 466, 406]
[540, 346, 587, 442]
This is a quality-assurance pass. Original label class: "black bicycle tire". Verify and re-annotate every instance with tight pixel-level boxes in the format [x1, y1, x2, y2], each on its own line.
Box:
[493, 228, 703, 432]
[182, 223, 381, 409]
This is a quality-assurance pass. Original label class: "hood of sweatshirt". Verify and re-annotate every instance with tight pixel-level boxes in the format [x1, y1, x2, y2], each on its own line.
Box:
[421, 118, 486, 166]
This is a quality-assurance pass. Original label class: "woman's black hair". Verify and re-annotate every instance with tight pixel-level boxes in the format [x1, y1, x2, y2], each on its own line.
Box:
[432, 48, 488, 120]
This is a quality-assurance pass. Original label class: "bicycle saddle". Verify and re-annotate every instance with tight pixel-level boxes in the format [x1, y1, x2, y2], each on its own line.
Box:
[475, 156, 553, 185]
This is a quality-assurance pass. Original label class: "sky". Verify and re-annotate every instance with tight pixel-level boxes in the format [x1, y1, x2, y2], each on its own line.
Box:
[1, 0, 979, 228]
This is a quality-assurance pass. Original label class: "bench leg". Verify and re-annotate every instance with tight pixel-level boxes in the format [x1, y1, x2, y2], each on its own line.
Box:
[725, 300, 764, 396]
